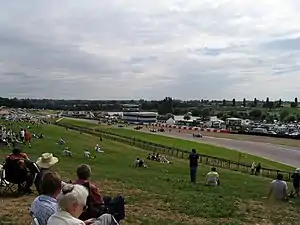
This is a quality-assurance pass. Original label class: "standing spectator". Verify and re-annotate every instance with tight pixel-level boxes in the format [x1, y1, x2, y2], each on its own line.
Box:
[189, 149, 199, 183]
[291, 168, 300, 197]
[20, 129, 25, 142]
[25, 129, 31, 148]
[251, 162, 256, 174]
[267, 173, 288, 201]
[255, 163, 261, 175]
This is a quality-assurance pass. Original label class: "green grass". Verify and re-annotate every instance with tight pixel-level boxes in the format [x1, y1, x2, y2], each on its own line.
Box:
[61, 118, 295, 172]
[1, 121, 300, 225]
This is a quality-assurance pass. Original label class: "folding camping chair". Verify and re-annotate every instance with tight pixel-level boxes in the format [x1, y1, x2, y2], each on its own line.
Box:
[29, 211, 41, 225]
[0, 158, 28, 196]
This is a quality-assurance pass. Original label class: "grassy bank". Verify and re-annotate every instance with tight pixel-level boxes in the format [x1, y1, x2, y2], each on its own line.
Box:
[1, 121, 300, 225]
[60, 119, 295, 171]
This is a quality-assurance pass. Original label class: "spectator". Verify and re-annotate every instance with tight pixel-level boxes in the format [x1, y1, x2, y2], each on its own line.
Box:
[267, 173, 288, 201]
[6, 146, 38, 193]
[47, 184, 118, 225]
[63, 147, 73, 157]
[255, 163, 261, 175]
[30, 171, 62, 225]
[205, 167, 220, 186]
[291, 168, 300, 197]
[20, 129, 25, 142]
[189, 149, 199, 183]
[251, 162, 256, 174]
[35, 153, 59, 194]
[74, 164, 104, 220]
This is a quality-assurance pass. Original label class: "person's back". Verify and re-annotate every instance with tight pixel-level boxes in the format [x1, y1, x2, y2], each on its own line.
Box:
[205, 171, 219, 186]
[30, 172, 61, 225]
[189, 152, 199, 168]
[268, 174, 288, 201]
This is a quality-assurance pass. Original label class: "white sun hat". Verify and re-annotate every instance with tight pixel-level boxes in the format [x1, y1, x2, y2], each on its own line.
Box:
[36, 153, 59, 169]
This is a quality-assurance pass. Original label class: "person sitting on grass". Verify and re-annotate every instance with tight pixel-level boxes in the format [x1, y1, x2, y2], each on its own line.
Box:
[62, 147, 73, 157]
[47, 184, 118, 225]
[133, 158, 147, 168]
[267, 173, 288, 201]
[94, 144, 104, 153]
[73, 164, 104, 220]
[84, 148, 96, 159]
[205, 167, 220, 186]
[35, 153, 61, 194]
[30, 171, 62, 225]
[255, 163, 262, 175]
[57, 137, 66, 145]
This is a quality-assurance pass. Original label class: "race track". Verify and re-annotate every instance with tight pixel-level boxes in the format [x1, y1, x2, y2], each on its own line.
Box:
[64, 118, 300, 168]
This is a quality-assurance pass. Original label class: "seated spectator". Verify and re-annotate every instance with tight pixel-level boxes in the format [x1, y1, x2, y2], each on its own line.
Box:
[63, 147, 73, 157]
[151, 153, 156, 160]
[74, 164, 104, 220]
[6, 146, 38, 193]
[30, 171, 61, 225]
[133, 158, 147, 168]
[47, 184, 118, 225]
[205, 167, 220, 186]
[146, 153, 151, 160]
[57, 137, 66, 145]
[35, 153, 59, 194]
[94, 144, 104, 153]
[84, 149, 96, 159]
[267, 173, 288, 201]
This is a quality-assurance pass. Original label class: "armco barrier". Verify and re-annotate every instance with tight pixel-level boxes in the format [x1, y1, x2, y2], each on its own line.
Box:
[56, 122, 293, 181]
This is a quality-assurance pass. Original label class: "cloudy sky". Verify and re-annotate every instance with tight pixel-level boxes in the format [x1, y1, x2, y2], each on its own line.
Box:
[1, 0, 300, 100]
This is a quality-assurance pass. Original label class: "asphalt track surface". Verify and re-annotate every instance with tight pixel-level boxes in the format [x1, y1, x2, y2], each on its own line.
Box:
[65, 118, 300, 168]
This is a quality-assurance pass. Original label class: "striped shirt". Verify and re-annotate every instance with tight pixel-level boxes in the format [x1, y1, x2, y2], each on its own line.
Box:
[30, 195, 58, 225]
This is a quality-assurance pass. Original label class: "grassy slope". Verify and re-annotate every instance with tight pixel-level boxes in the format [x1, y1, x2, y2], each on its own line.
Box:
[61, 119, 295, 171]
[1, 121, 300, 225]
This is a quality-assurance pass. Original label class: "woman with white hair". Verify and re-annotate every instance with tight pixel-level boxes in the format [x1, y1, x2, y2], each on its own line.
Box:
[47, 184, 118, 225]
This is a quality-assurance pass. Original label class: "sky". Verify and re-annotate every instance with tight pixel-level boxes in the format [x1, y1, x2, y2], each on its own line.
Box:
[1, 0, 300, 100]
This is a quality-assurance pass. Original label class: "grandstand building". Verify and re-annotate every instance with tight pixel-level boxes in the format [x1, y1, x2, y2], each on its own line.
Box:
[122, 104, 157, 124]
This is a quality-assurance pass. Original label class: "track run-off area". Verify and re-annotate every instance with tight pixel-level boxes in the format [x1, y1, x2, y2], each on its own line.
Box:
[64, 118, 300, 168]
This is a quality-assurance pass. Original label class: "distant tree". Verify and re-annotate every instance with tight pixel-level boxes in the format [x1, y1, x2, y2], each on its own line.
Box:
[191, 108, 200, 117]
[285, 115, 296, 123]
[278, 99, 282, 108]
[280, 110, 290, 121]
[158, 97, 174, 114]
[232, 98, 236, 107]
[266, 97, 269, 104]
[249, 109, 262, 120]
[199, 108, 210, 121]
[222, 99, 226, 106]
[242, 98, 246, 107]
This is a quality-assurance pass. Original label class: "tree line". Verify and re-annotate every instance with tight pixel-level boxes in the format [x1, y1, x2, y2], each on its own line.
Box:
[0, 96, 299, 122]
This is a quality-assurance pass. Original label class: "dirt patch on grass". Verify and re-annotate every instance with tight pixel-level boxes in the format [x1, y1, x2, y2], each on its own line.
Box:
[236, 199, 300, 225]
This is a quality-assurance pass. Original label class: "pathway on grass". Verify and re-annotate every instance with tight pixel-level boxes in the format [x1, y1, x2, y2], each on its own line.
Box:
[64, 118, 300, 168]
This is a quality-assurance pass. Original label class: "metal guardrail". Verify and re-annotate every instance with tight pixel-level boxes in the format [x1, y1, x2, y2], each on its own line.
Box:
[56, 122, 293, 181]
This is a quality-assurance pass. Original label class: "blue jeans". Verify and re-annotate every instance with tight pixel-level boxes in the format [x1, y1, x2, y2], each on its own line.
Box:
[190, 166, 198, 183]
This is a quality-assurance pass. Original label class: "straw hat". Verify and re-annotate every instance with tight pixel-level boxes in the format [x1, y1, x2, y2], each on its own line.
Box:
[36, 153, 59, 169]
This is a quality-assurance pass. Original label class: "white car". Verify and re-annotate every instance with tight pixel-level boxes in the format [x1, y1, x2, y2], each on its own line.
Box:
[192, 133, 203, 138]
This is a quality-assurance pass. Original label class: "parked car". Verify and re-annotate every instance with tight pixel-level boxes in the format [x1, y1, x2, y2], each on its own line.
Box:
[150, 129, 157, 132]
[134, 126, 143, 130]
[192, 133, 203, 138]
[158, 128, 165, 132]
[118, 124, 124, 128]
